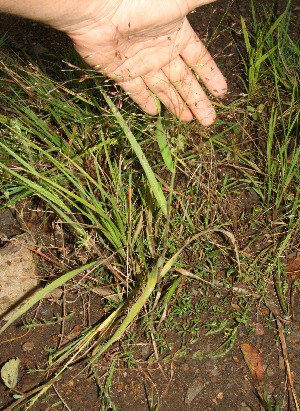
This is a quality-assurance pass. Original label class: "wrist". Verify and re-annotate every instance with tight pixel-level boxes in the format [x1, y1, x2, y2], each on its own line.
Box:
[0, 0, 118, 31]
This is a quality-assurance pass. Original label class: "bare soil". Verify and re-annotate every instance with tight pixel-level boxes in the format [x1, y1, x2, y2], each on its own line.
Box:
[1, 1, 300, 410]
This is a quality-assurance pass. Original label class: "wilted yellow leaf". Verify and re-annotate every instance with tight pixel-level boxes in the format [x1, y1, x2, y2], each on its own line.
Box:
[1, 357, 20, 389]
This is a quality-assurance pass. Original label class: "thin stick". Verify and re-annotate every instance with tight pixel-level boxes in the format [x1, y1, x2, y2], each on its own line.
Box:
[277, 319, 300, 411]
[53, 385, 72, 411]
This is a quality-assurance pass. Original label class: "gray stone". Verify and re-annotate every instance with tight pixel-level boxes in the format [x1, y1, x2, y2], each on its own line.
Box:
[0, 234, 38, 319]
[185, 381, 204, 405]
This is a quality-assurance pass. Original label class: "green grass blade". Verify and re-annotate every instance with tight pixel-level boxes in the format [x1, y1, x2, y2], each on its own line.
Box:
[156, 118, 174, 172]
[91, 256, 165, 362]
[241, 17, 251, 55]
[99, 87, 168, 216]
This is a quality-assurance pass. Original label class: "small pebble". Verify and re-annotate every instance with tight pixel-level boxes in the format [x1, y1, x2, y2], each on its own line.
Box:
[141, 345, 151, 358]
[232, 355, 240, 363]
[253, 323, 265, 336]
[22, 341, 34, 352]
[240, 403, 252, 411]
[210, 367, 219, 377]
[278, 355, 285, 370]
[185, 381, 204, 405]
[266, 365, 275, 377]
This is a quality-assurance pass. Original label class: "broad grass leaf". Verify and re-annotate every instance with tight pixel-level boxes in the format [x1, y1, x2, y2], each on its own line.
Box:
[240, 343, 264, 380]
[240, 17, 251, 54]
[1, 357, 20, 389]
[156, 118, 174, 172]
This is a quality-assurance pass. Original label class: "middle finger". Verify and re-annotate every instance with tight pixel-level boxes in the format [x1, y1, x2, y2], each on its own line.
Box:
[144, 70, 194, 121]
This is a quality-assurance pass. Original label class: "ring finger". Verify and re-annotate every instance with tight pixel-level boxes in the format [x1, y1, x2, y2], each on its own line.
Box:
[163, 56, 216, 126]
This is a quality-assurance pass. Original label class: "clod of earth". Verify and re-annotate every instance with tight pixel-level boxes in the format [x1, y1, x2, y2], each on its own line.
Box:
[0, 233, 38, 320]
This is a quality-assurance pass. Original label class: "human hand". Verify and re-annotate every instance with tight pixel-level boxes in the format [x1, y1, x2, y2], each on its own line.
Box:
[64, 0, 227, 125]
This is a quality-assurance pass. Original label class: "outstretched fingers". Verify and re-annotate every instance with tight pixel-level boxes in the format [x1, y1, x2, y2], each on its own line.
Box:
[118, 64, 214, 124]
[119, 72, 194, 122]
[103, 21, 227, 124]
[117, 25, 227, 124]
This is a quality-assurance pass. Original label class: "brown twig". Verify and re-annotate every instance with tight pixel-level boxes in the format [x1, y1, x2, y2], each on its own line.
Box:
[52, 385, 72, 411]
[276, 318, 300, 411]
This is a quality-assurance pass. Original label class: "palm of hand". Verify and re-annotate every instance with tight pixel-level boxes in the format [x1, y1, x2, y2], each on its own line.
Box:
[67, 0, 227, 125]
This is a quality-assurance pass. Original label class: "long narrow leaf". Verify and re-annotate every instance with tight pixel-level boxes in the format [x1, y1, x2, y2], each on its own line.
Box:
[91, 256, 164, 362]
[156, 118, 174, 172]
[99, 87, 168, 216]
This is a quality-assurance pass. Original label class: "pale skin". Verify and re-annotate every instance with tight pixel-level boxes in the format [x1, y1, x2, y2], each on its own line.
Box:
[0, 0, 227, 125]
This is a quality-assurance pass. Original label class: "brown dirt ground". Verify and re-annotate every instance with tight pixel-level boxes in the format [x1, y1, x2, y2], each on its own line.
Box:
[1, 1, 300, 410]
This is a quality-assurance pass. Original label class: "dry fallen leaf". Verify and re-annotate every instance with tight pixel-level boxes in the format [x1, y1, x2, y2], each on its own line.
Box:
[1, 358, 20, 389]
[240, 343, 264, 380]
[285, 253, 300, 281]
[91, 286, 120, 302]
[286, 254, 300, 272]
